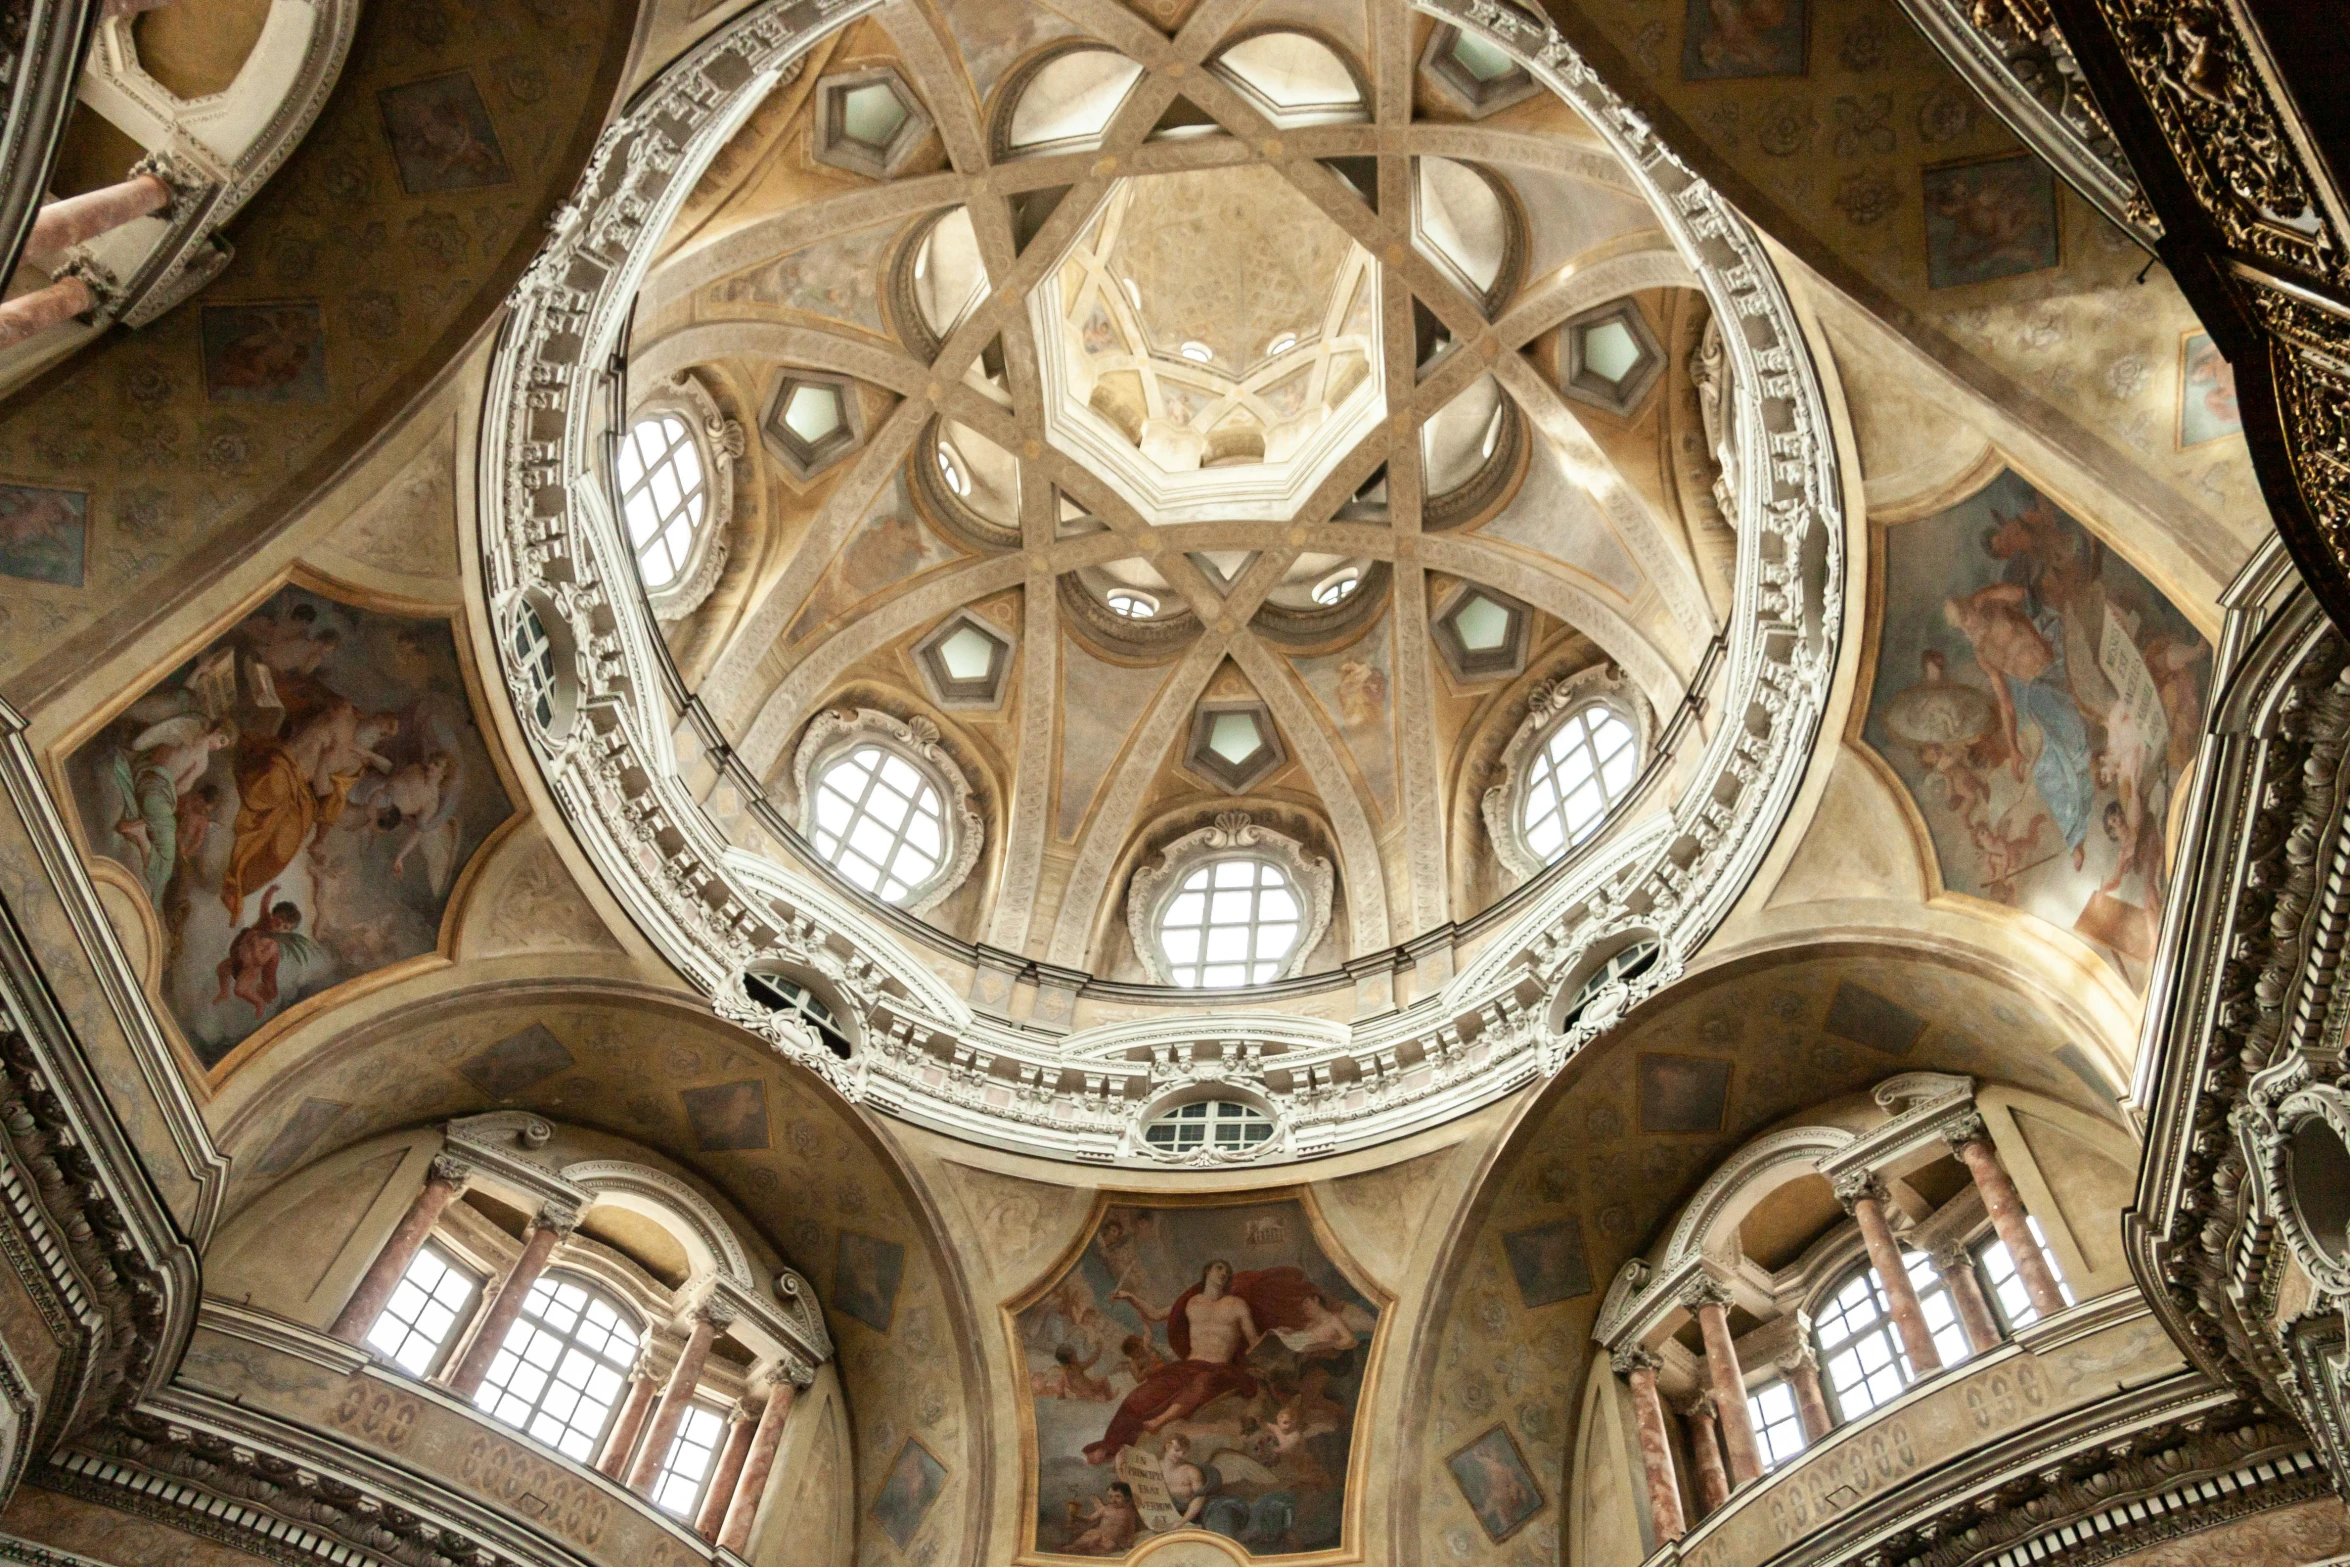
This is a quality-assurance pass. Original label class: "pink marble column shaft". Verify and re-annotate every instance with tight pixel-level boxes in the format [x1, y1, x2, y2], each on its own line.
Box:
[446, 1210, 576, 1398]
[329, 1159, 465, 1344]
[1952, 1133, 2068, 1319]
[628, 1304, 728, 1493]
[1689, 1287, 1764, 1486]
[1844, 1183, 1943, 1375]
[1680, 1393, 1732, 1515]
[693, 1402, 760, 1541]
[27, 173, 169, 257]
[718, 1372, 802, 1554]
[1934, 1242, 2004, 1353]
[594, 1369, 660, 1479]
[0, 276, 91, 349]
[1783, 1352, 1834, 1443]
[1613, 1351, 1685, 1545]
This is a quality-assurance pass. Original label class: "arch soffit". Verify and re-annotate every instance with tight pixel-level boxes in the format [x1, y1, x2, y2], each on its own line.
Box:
[1658, 1124, 1857, 1272]
[559, 1158, 755, 1288]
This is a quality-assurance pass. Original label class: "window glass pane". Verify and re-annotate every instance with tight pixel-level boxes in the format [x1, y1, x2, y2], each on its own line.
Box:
[651, 1402, 730, 1518]
[617, 413, 712, 592]
[1977, 1216, 2074, 1330]
[1746, 1380, 1807, 1471]
[364, 1243, 480, 1378]
[1156, 856, 1304, 988]
[809, 744, 951, 905]
[1519, 703, 1639, 864]
[473, 1271, 641, 1461]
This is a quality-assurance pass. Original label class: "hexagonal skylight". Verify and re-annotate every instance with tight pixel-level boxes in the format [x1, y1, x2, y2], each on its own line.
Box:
[1030, 168, 1387, 523]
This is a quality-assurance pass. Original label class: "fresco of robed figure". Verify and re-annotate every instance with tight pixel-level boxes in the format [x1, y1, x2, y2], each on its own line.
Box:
[1863, 470, 2207, 987]
[66, 586, 512, 1068]
[1013, 1197, 1381, 1560]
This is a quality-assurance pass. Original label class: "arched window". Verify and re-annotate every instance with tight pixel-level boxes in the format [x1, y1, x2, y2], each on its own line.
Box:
[1154, 855, 1304, 987]
[617, 412, 710, 593]
[810, 742, 952, 905]
[1812, 1252, 1969, 1422]
[364, 1242, 480, 1378]
[1520, 701, 1639, 863]
[473, 1272, 642, 1462]
[1144, 1099, 1273, 1153]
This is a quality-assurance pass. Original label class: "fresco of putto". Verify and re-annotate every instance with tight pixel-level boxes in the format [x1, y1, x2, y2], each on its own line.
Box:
[68, 586, 511, 1069]
[1011, 1198, 1381, 1560]
[1864, 470, 2207, 987]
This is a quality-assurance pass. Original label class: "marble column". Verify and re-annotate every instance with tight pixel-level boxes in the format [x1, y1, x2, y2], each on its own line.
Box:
[718, 1364, 807, 1554]
[1778, 1342, 1834, 1443]
[1609, 1348, 1684, 1546]
[330, 1155, 469, 1345]
[1932, 1241, 2004, 1354]
[1678, 1391, 1732, 1515]
[1684, 1279, 1763, 1486]
[26, 173, 170, 256]
[1835, 1173, 1941, 1375]
[445, 1200, 583, 1399]
[594, 1368, 661, 1479]
[0, 275, 92, 349]
[693, 1400, 760, 1540]
[629, 1299, 734, 1494]
[1947, 1121, 2067, 1320]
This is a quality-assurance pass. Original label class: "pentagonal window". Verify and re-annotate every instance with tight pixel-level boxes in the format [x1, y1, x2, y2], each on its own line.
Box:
[815, 68, 933, 179]
[1418, 24, 1541, 117]
[1433, 584, 1530, 683]
[914, 611, 1014, 710]
[1185, 700, 1285, 793]
[763, 373, 865, 482]
[1562, 301, 1665, 415]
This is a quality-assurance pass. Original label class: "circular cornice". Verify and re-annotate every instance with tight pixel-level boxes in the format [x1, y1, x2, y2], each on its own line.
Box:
[476, 0, 1844, 1165]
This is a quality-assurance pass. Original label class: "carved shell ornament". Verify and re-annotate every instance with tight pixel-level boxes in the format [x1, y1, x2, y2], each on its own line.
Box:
[475, 0, 1844, 1163]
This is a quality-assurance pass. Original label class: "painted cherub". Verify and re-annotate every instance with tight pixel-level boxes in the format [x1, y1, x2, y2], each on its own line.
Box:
[1064, 1482, 1140, 1556]
[212, 885, 322, 1020]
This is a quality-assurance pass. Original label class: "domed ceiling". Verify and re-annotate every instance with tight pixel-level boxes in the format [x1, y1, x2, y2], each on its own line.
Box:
[480, 0, 1845, 1160]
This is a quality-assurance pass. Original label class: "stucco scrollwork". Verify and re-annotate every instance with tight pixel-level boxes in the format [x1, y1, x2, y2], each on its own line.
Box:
[1482, 664, 1652, 884]
[788, 708, 985, 915]
[1125, 814, 1335, 987]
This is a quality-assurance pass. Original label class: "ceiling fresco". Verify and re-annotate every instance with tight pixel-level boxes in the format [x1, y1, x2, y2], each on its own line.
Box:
[0, 0, 635, 709]
[1008, 1194, 1384, 1560]
[0, 0, 2333, 1566]
[1527, 0, 2265, 590]
[61, 581, 516, 1073]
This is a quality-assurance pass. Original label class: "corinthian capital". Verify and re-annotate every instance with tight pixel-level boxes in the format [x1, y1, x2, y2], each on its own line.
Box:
[1676, 1275, 1733, 1312]
[1831, 1169, 1887, 1212]
[1609, 1345, 1662, 1378]
[1937, 1109, 1989, 1150]
[532, 1199, 585, 1237]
